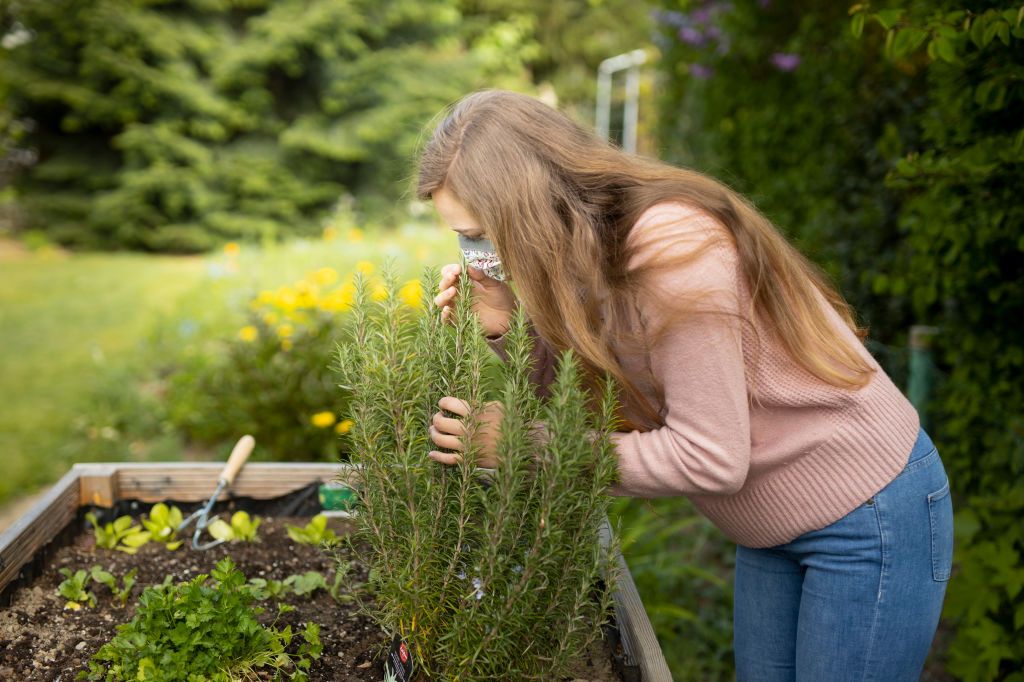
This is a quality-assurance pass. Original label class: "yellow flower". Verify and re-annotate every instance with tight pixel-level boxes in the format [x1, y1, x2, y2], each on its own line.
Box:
[281, 338, 293, 351]
[322, 225, 338, 241]
[262, 311, 279, 325]
[355, 260, 374, 276]
[319, 282, 355, 313]
[311, 411, 337, 428]
[311, 267, 338, 286]
[256, 290, 276, 306]
[277, 324, 294, 338]
[399, 279, 424, 309]
[238, 326, 258, 342]
[275, 287, 298, 312]
[224, 242, 240, 257]
[348, 228, 364, 243]
[370, 282, 389, 302]
[335, 419, 354, 435]
[287, 311, 310, 326]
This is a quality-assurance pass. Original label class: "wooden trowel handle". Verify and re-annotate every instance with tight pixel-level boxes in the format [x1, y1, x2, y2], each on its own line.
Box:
[220, 435, 255, 486]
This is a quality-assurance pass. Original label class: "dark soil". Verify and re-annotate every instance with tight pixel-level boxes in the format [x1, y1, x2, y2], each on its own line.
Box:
[0, 509, 620, 681]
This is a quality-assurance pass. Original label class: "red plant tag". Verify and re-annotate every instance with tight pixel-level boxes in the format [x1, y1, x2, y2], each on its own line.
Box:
[386, 634, 414, 682]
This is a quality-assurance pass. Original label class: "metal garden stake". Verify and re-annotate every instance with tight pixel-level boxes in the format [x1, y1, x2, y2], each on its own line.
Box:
[178, 434, 255, 550]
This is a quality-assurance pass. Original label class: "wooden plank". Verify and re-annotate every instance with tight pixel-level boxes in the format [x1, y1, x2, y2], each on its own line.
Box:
[79, 464, 119, 507]
[112, 463, 356, 502]
[0, 466, 82, 596]
[601, 520, 672, 681]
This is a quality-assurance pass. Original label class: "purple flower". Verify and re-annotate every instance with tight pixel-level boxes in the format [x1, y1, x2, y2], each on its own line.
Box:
[678, 26, 706, 47]
[770, 52, 801, 72]
[651, 9, 686, 27]
[689, 63, 714, 80]
[758, 0, 772, 7]
[691, 7, 712, 24]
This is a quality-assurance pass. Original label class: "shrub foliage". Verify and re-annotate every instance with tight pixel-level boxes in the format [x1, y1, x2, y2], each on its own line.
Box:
[336, 266, 619, 679]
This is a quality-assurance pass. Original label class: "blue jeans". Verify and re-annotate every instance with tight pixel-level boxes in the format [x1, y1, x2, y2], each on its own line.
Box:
[733, 427, 953, 681]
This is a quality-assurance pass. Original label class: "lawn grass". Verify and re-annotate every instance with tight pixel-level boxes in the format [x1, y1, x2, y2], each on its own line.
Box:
[0, 249, 206, 502]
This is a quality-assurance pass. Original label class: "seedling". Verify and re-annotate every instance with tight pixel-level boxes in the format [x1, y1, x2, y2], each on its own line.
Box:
[58, 568, 96, 610]
[83, 558, 321, 681]
[286, 514, 339, 547]
[85, 512, 151, 554]
[141, 503, 184, 550]
[90, 566, 138, 607]
[247, 577, 289, 601]
[206, 510, 261, 543]
[285, 571, 328, 599]
[328, 561, 355, 603]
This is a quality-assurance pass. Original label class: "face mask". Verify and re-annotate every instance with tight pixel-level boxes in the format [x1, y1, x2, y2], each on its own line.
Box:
[458, 234, 507, 282]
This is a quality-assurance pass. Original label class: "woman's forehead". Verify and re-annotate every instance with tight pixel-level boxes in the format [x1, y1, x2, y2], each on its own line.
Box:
[434, 187, 481, 235]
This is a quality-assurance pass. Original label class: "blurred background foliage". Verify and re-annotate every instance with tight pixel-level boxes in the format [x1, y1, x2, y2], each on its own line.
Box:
[0, 0, 651, 251]
[1, 0, 1022, 679]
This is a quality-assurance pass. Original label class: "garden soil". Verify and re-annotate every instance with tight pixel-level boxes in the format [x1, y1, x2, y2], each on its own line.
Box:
[0, 515, 620, 681]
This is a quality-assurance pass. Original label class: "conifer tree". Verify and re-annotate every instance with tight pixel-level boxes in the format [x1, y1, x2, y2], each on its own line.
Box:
[336, 265, 619, 679]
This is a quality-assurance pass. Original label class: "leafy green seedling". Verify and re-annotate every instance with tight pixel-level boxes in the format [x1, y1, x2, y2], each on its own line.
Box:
[285, 571, 328, 598]
[248, 577, 289, 601]
[58, 568, 96, 610]
[85, 512, 151, 554]
[207, 510, 261, 543]
[90, 566, 138, 607]
[141, 503, 184, 550]
[328, 561, 355, 603]
[286, 514, 339, 547]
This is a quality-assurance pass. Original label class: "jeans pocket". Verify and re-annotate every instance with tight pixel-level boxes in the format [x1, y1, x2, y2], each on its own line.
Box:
[927, 478, 953, 581]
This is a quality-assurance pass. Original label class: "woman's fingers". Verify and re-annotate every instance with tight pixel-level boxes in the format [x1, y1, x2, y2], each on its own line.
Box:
[434, 285, 457, 308]
[438, 396, 471, 417]
[432, 411, 465, 436]
[437, 264, 461, 323]
[428, 424, 463, 451]
[428, 450, 462, 465]
[439, 263, 461, 289]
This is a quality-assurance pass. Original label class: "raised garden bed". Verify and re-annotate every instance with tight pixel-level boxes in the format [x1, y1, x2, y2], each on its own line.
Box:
[0, 462, 670, 681]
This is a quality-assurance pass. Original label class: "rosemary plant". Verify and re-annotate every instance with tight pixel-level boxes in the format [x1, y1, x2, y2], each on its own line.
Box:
[336, 264, 619, 680]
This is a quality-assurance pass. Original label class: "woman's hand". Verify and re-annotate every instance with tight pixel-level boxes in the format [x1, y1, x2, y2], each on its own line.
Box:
[434, 263, 516, 337]
[428, 396, 503, 468]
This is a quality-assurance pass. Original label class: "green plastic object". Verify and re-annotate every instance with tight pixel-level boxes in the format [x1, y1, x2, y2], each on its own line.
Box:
[907, 325, 940, 432]
[318, 482, 357, 511]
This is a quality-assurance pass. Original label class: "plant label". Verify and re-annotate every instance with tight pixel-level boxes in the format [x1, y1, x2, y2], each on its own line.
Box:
[385, 634, 414, 682]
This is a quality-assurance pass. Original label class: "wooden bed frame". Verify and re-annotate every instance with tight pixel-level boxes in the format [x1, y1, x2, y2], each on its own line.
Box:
[0, 462, 671, 681]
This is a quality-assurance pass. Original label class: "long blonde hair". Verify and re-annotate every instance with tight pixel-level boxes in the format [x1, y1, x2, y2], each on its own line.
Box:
[416, 89, 875, 430]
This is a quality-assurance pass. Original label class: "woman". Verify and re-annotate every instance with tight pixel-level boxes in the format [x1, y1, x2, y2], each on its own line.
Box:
[419, 89, 952, 681]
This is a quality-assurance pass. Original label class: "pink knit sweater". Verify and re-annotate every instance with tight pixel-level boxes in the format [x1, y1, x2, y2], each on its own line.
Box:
[487, 201, 920, 548]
